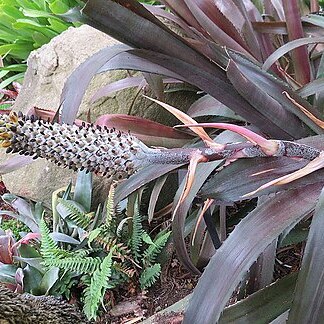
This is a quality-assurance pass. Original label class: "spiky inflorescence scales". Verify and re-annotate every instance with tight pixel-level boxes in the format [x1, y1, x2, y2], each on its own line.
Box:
[0, 112, 155, 181]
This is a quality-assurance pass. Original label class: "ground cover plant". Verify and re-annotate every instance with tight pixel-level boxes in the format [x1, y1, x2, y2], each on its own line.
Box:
[0, 171, 171, 320]
[2, 0, 324, 323]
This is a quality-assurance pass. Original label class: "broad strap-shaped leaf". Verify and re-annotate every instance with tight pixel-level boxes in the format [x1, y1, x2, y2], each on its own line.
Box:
[172, 160, 221, 274]
[184, 183, 323, 324]
[91, 75, 145, 102]
[287, 186, 324, 323]
[199, 157, 324, 202]
[0, 155, 34, 174]
[95, 114, 193, 148]
[220, 272, 297, 324]
[98, 48, 256, 123]
[187, 94, 243, 121]
[115, 164, 181, 205]
[262, 36, 324, 73]
[60, 44, 130, 124]
[82, 0, 220, 73]
[73, 170, 92, 213]
[282, 0, 311, 85]
[143, 272, 297, 324]
[228, 51, 324, 137]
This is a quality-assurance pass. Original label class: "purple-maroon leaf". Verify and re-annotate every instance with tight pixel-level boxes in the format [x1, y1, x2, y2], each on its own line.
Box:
[227, 58, 304, 139]
[82, 0, 217, 73]
[115, 164, 182, 205]
[0, 234, 15, 264]
[91, 75, 145, 103]
[232, 0, 263, 61]
[98, 48, 257, 125]
[287, 186, 324, 323]
[200, 135, 324, 202]
[160, 0, 203, 33]
[95, 114, 193, 148]
[183, 0, 254, 59]
[0, 110, 12, 116]
[0, 156, 34, 174]
[187, 95, 243, 120]
[282, 0, 311, 85]
[262, 36, 324, 72]
[143, 3, 198, 38]
[60, 44, 130, 124]
[196, 0, 247, 46]
[172, 159, 222, 274]
[268, 0, 285, 20]
[184, 183, 323, 324]
[148, 175, 168, 223]
[245, 239, 277, 295]
[228, 51, 324, 137]
[200, 157, 309, 202]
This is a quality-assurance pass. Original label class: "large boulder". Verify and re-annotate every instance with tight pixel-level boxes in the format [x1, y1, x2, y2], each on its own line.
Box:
[2, 25, 197, 206]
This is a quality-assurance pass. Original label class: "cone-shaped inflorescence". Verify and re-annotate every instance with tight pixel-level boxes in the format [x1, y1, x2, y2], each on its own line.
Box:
[0, 112, 165, 181]
[0, 112, 321, 182]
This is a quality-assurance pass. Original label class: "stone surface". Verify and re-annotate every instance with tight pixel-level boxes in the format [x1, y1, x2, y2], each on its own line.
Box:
[2, 24, 197, 206]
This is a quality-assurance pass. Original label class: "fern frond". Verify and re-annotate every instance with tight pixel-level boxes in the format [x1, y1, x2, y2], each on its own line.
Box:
[58, 199, 92, 229]
[74, 249, 92, 258]
[130, 204, 143, 261]
[139, 264, 161, 290]
[83, 250, 114, 320]
[96, 236, 130, 260]
[46, 256, 101, 274]
[143, 231, 171, 265]
[113, 262, 136, 278]
[104, 183, 116, 230]
[40, 218, 61, 258]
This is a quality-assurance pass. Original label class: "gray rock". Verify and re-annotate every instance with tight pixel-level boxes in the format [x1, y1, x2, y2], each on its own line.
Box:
[2, 24, 197, 206]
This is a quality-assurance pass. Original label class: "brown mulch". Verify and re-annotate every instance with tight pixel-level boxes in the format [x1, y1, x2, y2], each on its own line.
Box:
[97, 258, 198, 324]
[274, 243, 304, 280]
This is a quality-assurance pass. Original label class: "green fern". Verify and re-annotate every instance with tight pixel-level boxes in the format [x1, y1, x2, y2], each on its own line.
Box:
[46, 256, 101, 274]
[104, 183, 116, 230]
[83, 250, 114, 320]
[40, 218, 69, 261]
[130, 203, 143, 261]
[139, 263, 161, 290]
[113, 262, 136, 278]
[96, 236, 130, 260]
[143, 231, 171, 265]
[58, 199, 92, 229]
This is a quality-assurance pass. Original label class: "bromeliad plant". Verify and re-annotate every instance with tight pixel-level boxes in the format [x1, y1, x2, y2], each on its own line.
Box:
[3, 0, 324, 323]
